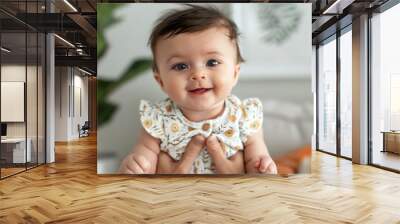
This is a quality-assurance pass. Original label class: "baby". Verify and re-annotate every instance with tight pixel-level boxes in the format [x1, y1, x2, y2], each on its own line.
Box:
[119, 4, 277, 174]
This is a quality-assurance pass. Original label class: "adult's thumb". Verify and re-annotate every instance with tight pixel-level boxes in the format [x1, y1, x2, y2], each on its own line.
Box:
[206, 135, 225, 160]
[178, 135, 205, 171]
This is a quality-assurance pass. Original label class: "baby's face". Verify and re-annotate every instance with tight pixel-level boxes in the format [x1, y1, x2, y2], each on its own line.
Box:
[154, 27, 240, 113]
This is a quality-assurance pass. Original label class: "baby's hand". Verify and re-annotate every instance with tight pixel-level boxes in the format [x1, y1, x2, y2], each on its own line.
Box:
[119, 153, 153, 174]
[253, 155, 277, 174]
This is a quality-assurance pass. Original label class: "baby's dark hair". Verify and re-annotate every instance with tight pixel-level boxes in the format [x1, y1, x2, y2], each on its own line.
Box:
[148, 4, 245, 72]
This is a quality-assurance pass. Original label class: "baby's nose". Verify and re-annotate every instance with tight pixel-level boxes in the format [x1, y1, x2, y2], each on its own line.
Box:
[190, 72, 206, 81]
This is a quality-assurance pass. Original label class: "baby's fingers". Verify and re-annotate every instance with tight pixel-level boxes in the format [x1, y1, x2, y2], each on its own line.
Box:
[254, 160, 261, 168]
[135, 155, 152, 173]
[258, 156, 271, 173]
[258, 157, 269, 173]
[119, 154, 137, 174]
[119, 163, 134, 174]
[127, 161, 144, 174]
[259, 156, 277, 174]
[266, 161, 278, 174]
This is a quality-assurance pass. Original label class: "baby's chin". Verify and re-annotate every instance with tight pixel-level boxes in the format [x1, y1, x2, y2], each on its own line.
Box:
[186, 105, 215, 112]
[181, 101, 225, 113]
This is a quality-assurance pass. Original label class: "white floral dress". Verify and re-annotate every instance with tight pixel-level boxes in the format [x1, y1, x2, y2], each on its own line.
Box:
[140, 95, 263, 174]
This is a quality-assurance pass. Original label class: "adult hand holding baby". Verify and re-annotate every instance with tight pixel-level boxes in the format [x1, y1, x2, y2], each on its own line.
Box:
[157, 135, 206, 174]
[206, 135, 245, 174]
[157, 134, 245, 174]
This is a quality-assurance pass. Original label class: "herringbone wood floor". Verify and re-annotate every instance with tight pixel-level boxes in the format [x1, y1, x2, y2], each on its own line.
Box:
[1, 134, 400, 223]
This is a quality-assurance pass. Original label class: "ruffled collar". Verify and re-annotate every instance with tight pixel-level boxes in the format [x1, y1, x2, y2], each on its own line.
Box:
[171, 97, 231, 135]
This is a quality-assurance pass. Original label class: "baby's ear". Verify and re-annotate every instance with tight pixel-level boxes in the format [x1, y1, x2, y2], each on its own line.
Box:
[154, 73, 164, 88]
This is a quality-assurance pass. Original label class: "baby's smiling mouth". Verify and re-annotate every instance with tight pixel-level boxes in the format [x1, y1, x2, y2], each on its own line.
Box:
[188, 87, 213, 95]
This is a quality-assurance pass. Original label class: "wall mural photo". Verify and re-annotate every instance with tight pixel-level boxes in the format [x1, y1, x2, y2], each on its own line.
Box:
[97, 3, 312, 175]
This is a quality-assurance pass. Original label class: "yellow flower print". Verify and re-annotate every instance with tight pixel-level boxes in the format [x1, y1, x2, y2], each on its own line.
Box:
[241, 105, 248, 119]
[250, 120, 260, 129]
[224, 129, 234, 138]
[228, 114, 237, 123]
[171, 123, 180, 133]
[143, 119, 153, 129]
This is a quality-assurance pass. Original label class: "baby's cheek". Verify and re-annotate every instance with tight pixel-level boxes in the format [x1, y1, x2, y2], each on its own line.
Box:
[214, 78, 234, 96]
[218, 69, 236, 84]
[164, 80, 184, 96]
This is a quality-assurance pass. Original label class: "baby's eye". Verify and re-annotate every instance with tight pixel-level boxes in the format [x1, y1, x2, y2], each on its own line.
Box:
[206, 59, 220, 67]
[172, 63, 188, 71]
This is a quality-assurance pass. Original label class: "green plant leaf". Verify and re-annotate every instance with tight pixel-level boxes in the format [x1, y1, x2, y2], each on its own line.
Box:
[97, 3, 123, 31]
[97, 3, 123, 58]
[97, 32, 107, 58]
[97, 79, 116, 102]
[97, 58, 152, 127]
[117, 58, 153, 86]
[98, 101, 118, 127]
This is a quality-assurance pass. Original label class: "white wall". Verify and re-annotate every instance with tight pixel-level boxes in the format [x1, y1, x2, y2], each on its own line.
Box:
[232, 4, 311, 79]
[1, 65, 26, 81]
[74, 73, 89, 137]
[1, 65, 26, 128]
[1, 63, 46, 164]
[1, 65, 37, 137]
[55, 67, 68, 141]
[1, 82, 24, 122]
[55, 67, 89, 141]
[72, 73, 89, 138]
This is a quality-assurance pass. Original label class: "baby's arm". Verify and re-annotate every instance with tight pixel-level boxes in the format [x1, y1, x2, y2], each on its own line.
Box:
[119, 127, 161, 174]
[244, 128, 277, 174]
